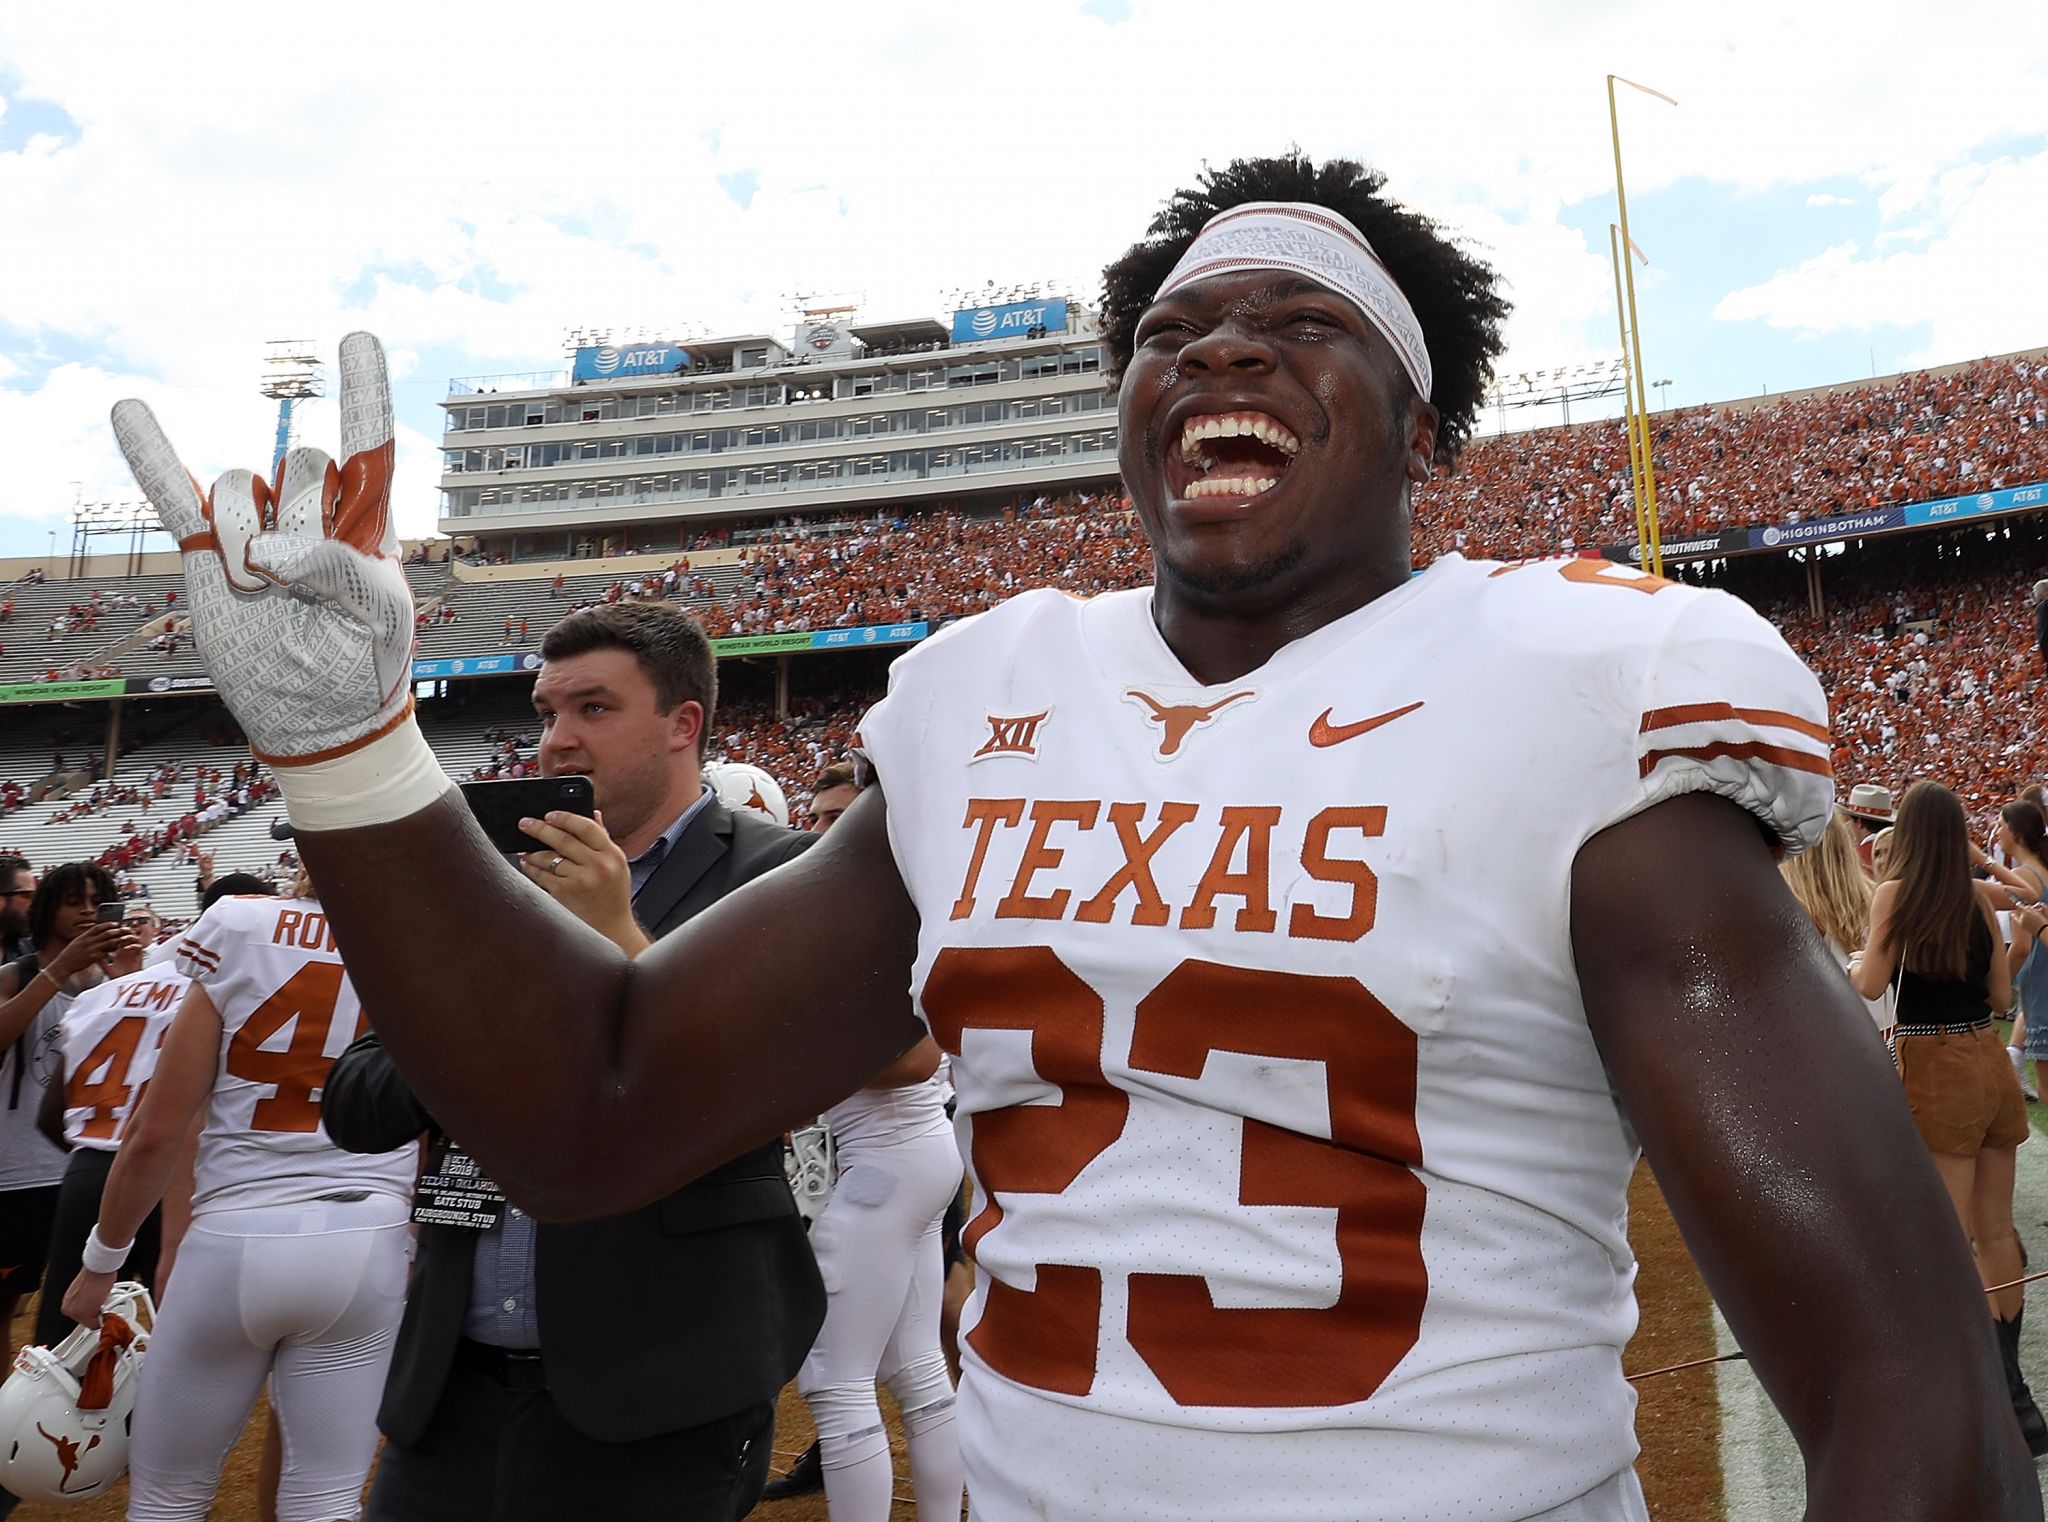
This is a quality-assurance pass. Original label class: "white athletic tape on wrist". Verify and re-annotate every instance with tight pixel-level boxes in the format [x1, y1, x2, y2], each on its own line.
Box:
[275, 719, 455, 833]
[1154, 200, 1433, 400]
[81, 1226, 130, 1274]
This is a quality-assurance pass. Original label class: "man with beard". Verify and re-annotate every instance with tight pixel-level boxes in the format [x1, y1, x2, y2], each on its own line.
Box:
[114, 153, 2038, 1521]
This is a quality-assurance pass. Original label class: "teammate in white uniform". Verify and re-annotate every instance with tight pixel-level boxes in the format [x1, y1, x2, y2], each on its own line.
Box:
[113, 154, 2038, 1520]
[796, 1053, 965, 1521]
[32, 959, 183, 1347]
[63, 880, 418, 1522]
[35, 874, 285, 1351]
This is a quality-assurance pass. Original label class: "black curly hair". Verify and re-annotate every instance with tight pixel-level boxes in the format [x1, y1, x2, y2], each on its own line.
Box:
[26, 861, 120, 948]
[1099, 151, 1510, 467]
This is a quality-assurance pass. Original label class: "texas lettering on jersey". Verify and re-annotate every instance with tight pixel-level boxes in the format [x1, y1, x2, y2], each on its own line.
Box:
[949, 798, 1384, 941]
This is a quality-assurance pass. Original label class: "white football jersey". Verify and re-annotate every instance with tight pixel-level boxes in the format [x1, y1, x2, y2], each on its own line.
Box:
[175, 896, 415, 1214]
[59, 966, 188, 1151]
[856, 555, 1832, 1522]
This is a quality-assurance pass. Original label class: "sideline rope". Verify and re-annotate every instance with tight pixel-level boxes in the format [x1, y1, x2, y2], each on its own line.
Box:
[1627, 1269, 2048, 1384]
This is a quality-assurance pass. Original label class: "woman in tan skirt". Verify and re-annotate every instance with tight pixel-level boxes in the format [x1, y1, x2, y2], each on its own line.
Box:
[1853, 780, 2041, 1452]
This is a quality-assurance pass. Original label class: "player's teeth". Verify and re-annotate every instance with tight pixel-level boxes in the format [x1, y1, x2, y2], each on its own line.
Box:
[1185, 476, 1280, 498]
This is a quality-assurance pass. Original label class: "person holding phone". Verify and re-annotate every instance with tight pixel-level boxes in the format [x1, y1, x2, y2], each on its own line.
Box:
[0, 864, 134, 1381]
[322, 601, 824, 1522]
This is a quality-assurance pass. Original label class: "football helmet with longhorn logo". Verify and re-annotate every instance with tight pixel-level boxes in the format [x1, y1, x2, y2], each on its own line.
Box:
[0, 1281, 154, 1503]
[704, 761, 791, 828]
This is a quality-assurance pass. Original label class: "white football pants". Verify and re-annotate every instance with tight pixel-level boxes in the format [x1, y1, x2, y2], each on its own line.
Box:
[126, 1194, 410, 1522]
[798, 1081, 965, 1522]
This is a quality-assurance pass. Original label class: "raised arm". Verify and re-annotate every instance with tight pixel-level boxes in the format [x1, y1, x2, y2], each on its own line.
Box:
[1573, 793, 2040, 1520]
[0, 921, 129, 1046]
[113, 334, 925, 1223]
[300, 778, 923, 1220]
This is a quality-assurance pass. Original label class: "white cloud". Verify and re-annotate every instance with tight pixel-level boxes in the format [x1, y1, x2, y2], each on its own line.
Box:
[0, 0, 2044, 534]
[1716, 147, 2048, 361]
[1805, 193, 1855, 208]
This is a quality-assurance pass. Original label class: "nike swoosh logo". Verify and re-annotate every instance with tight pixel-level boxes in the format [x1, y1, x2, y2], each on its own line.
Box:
[1309, 700, 1425, 747]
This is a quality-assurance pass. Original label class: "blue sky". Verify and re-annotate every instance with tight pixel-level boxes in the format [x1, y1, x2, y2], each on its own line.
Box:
[1, 2, 2043, 559]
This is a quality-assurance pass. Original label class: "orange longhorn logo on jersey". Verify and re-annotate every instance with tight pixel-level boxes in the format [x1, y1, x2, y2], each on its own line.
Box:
[1124, 689, 1256, 759]
[972, 711, 1051, 762]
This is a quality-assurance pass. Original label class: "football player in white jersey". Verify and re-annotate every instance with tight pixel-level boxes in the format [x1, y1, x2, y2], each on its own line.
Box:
[62, 867, 418, 1522]
[32, 873, 280, 1351]
[114, 154, 2036, 1520]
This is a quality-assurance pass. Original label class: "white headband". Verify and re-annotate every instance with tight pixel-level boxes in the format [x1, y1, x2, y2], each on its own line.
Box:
[1153, 201, 1433, 401]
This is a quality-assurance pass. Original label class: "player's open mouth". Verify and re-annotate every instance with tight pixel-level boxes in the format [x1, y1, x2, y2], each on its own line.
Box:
[1171, 411, 1300, 500]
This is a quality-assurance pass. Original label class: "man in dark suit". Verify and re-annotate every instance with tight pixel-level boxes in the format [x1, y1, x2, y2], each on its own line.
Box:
[324, 602, 823, 1522]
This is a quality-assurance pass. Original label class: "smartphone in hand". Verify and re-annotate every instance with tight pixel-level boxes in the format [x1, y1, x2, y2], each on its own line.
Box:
[459, 777, 597, 854]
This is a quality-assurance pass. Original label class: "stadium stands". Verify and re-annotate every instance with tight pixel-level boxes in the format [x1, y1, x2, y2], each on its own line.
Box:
[6, 350, 2046, 912]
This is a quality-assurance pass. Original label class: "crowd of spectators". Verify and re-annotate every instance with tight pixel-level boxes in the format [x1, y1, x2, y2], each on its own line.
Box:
[709, 694, 865, 798]
[465, 727, 542, 782]
[86, 767, 276, 880]
[696, 490, 1147, 637]
[1703, 529, 2048, 817]
[8, 352, 2048, 841]
[1414, 354, 2047, 559]
[3, 759, 278, 894]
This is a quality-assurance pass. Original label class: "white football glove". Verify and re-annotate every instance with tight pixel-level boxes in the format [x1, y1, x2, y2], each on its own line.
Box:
[115, 333, 450, 829]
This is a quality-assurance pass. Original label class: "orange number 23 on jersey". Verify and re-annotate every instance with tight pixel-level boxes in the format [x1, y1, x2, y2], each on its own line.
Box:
[923, 947, 1426, 1409]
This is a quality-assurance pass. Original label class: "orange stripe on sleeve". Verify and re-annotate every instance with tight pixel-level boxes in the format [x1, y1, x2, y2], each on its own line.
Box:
[1639, 702, 1832, 745]
[1638, 741, 1834, 781]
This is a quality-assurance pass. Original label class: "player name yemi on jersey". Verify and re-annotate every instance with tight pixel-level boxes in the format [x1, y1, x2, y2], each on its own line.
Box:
[952, 798, 1386, 941]
[106, 977, 183, 1012]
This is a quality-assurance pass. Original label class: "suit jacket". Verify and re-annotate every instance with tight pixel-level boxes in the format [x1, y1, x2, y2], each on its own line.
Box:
[323, 799, 825, 1446]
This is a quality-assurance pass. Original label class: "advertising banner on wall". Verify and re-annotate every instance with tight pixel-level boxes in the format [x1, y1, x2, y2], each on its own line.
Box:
[1746, 507, 1906, 550]
[1602, 529, 1750, 564]
[571, 341, 692, 383]
[1901, 480, 2047, 528]
[711, 632, 817, 657]
[948, 298, 1069, 345]
[1602, 478, 2048, 564]
[411, 653, 541, 681]
[0, 678, 126, 704]
[810, 622, 927, 649]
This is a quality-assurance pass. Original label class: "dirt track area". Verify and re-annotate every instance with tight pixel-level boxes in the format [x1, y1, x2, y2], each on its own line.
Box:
[11, 1168, 1721, 1522]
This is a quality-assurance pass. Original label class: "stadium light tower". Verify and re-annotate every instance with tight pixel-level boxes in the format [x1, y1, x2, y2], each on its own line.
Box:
[261, 341, 324, 473]
[1607, 72, 1676, 576]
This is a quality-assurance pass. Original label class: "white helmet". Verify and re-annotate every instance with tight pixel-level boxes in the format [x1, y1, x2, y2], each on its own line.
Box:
[0, 1282, 154, 1503]
[705, 761, 790, 828]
